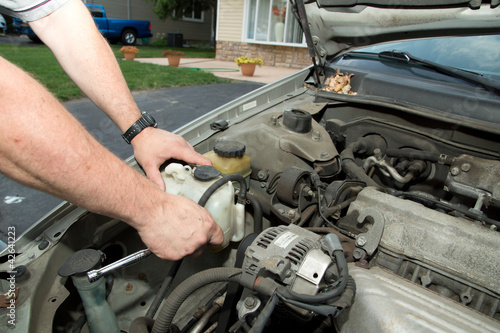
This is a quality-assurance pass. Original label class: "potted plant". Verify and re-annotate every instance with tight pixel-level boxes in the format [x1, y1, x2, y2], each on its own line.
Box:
[235, 56, 263, 77]
[162, 50, 185, 67]
[119, 46, 139, 61]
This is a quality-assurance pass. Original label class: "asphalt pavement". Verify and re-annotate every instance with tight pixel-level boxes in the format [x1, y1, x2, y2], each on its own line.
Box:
[0, 82, 264, 244]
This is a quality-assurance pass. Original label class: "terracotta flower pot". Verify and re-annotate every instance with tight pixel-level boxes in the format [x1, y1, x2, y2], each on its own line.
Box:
[123, 52, 136, 61]
[167, 55, 182, 67]
[240, 63, 257, 77]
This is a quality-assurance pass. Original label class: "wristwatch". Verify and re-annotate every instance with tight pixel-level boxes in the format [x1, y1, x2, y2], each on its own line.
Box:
[121, 111, 158, 144]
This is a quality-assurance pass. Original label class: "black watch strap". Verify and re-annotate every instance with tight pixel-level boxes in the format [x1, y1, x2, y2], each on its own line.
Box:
[122, 112, 158, 144]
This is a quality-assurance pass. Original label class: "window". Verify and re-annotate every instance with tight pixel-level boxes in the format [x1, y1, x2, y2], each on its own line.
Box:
[183, 1, 204, 23]
[245, 0, 304, 45]
[87, 6, 104, 18]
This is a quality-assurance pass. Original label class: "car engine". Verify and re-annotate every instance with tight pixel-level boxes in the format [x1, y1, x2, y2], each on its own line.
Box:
[2, 68, 500, 333]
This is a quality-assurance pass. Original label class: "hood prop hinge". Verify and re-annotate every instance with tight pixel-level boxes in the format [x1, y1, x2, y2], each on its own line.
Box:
[291, 0, 322, 87]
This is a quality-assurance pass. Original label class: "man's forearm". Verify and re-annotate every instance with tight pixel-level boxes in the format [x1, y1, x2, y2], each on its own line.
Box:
[29, 0, 213, 191]
[29, 0, 142, 132]
[0, 56, 158, 228]
[0, 55, 223, 260]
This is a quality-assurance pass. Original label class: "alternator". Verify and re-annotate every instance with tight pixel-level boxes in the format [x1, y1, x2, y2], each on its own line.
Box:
[241, 224, 334, 295]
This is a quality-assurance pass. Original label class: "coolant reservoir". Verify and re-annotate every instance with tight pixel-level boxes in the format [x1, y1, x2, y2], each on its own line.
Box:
[204, 141, 251, 182]
[162, 163, 245, 250]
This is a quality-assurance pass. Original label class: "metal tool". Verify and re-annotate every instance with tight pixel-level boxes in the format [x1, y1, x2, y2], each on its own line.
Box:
[87, 248, 152, 282]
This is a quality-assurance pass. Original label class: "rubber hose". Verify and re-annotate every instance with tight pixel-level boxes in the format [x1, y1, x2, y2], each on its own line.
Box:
[246, 193, 263, 234]
[342, 135, 387, 161]
[321, 197, 357, 217]
[311, 196, 357, 227]
[248, 294, 279, 333]
[340, 135, 386, 188]
[145, 260, 182, 319]
[198, 175, 247, 206]
[152, 267, 242, 333]
[280, 250, 348, 303]
[340, 159, 379, 188]
[386, 148, 455, 165]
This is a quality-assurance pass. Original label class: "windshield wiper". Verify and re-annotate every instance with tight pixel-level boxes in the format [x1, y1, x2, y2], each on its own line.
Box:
[348, 50, 500, 95]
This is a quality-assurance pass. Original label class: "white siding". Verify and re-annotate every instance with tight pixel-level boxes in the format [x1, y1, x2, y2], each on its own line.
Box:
[217, 0, 244, 42]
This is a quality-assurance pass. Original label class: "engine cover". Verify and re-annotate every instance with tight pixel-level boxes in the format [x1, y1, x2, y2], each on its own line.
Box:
[338, 265, 500, 333]
[347, 187, 500, 294]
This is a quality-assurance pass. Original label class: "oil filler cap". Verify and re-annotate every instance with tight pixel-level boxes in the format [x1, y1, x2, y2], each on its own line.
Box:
[58, 249, 102, 277]
[214, 141, 246, 158]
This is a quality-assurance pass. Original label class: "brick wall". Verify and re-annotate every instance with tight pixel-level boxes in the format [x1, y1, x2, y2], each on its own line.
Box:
[216, 41, 311, 69]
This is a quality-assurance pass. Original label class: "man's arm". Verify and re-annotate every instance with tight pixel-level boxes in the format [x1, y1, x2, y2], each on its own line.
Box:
[28, 0, 210, 189]
[0, 56, 223, 260]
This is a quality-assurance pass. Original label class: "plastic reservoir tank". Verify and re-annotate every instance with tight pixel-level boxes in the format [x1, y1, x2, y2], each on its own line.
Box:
[162, 163, 245, 250]
[203, 141, 251, 182]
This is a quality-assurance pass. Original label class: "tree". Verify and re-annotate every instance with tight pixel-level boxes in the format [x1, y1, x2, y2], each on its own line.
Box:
[150, 0, 216, 21]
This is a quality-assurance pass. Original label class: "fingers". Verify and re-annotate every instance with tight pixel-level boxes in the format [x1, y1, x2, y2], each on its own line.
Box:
[136, 195, 224, 261]
[132, 128, 212, 184]
[180, 150, 212, 166]
[208, 221, 224, 246]
[143, 164, 166, 191]
[165, 134, 212, 166]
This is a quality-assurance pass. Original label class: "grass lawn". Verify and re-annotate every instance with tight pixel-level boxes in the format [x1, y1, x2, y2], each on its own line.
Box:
[0, 44, 228, 101]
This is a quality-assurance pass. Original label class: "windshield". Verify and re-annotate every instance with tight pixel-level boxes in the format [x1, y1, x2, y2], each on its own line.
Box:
[353, 35, 500, 77]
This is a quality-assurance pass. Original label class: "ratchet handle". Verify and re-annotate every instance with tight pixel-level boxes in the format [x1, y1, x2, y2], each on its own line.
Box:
[87, 249, 152, 282]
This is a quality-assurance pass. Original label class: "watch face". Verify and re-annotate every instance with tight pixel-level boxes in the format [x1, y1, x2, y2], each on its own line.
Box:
[142, 112, 157, 127]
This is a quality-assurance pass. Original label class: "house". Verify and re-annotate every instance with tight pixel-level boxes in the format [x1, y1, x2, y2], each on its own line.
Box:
[216, 0, 310, 69]
[84, 0, 214, 47]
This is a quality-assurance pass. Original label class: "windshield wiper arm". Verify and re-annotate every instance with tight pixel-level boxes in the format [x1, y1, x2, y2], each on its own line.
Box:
[377, 50, 500, 94]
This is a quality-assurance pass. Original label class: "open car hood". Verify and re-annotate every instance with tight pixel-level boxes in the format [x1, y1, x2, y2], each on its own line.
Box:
[296, 0, 500, 64]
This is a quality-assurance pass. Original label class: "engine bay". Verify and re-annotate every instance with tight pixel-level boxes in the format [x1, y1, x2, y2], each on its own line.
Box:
[2, 73, 500, 333]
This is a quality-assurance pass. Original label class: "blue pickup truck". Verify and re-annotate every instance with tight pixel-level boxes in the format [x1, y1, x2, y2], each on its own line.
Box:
[14, 4, 152, 45]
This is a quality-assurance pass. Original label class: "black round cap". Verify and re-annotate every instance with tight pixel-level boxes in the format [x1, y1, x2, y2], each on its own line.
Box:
[194, 165, 221, 181]
[214, 141, 246, 158]
[58, 249, 102, 277]
[283, 109, 312, 133]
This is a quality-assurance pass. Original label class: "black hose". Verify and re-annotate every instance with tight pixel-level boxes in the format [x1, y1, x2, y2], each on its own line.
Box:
[247, 193, 263, 234]
[198, 175, 247, 206]
[341, 159, 379, 188]
[279, 250, 348, 303]
[340, 135, 386, 188]
[322, 196, 357, 218]
[248, 294, 279, 333]
[145, 260, 182, 319]
[312, 196, 358, 227]
[152, 267, 242, 333]
[386, 148, 455, 165]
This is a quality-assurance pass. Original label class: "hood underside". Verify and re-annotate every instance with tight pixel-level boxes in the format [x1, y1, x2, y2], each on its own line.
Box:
[299, 1, 500, 60]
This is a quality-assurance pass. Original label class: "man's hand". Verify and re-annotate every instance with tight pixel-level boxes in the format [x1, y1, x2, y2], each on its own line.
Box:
[131, 127, 212, 190]
[135, 194, 224, 260]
